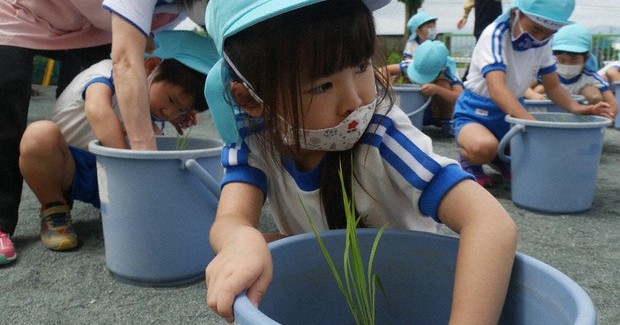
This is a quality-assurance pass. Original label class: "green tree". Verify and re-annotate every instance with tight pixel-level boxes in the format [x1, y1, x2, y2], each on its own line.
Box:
[398, 0, 425, 38]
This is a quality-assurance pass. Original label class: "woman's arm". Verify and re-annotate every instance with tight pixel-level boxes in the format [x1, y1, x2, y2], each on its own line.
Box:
[206, 182, 271, 323]
[486, 70, 535, 120]
[438, 179, 517, 325]
[84, 83, 128, 149]
[109, 14, 157, 150]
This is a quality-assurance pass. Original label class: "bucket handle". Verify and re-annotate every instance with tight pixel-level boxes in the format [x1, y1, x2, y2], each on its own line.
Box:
[183, 159, 222, 199]
[497, 124, 525, 163]
[406, 96, 432, 119]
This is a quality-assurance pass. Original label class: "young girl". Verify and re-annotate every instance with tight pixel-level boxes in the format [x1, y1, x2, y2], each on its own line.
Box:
[18, 30, 216, 251]
[403, 11, 439, 61]
[204, 0, 516, 323]
[453, 0, 614, 187]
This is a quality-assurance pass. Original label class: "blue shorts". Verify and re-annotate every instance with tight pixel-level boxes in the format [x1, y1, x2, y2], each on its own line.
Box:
[452, 89, 525, 141]
[68, 146, 100, 209]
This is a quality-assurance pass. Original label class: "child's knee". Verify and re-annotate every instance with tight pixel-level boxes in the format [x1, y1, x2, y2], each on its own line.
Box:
[20, 121, 62, 153]
[579, 86, 602, 104]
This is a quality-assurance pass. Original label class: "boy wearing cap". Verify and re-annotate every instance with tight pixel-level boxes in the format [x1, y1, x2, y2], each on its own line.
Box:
[406, 40, 464, 136]
[403, 12, 438, 61]
[452, 0, 613, 187]
[18, 30, 217, 252]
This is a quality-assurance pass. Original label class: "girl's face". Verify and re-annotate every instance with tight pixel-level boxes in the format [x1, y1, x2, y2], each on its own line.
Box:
[417, 22, 437, 41]
[297, 60, 376, 131]
[555, 53, 586, 65]
[148, 81, 194, 121]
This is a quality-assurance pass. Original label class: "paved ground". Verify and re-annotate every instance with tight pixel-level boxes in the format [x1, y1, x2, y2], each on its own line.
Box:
[1, 85, 618, 324]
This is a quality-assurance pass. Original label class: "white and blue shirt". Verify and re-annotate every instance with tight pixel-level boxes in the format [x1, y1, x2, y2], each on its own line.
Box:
[558, 67, 609, 94]
[464, 15, 557, 98]
[102, 0, 186, 36]
[220, 99, 473, 236]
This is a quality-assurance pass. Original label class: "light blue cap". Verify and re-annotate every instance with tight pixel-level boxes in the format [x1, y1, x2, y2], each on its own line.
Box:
[500, 0, 574, 31]
[406, 40, 449, 84]
[552, 24, 591, 53]
[152, 30, 219, 75]
[406, 11, 437, 36]
[205, 0, 390, 144]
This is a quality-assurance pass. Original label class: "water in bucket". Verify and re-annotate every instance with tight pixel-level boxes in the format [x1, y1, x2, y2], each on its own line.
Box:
[89, 136, 223, 286]
[498, 113, 611, 214]
[524, 94, 586, 113]
[392, 84, 431, 129]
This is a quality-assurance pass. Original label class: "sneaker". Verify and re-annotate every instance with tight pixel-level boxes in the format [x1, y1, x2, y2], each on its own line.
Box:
[40, 205, 78, 251]
[0, 231, 17, 265]
[458, 154, 493, 187]
[441, 119, 454, 138]
[490, 156, 511, 182]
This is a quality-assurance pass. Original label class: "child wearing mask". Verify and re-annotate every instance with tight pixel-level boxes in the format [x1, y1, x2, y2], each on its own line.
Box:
[452, 0, 613, 187]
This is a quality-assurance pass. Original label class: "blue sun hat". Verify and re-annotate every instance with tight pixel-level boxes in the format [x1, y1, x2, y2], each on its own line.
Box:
[499, 0, 574, 31]
[152, 30, 219, 75]
[406, 40, 449, 84]
[205, 0, 390, 144]
[406, 12, 438, 40]
[552, 24, 592, 53]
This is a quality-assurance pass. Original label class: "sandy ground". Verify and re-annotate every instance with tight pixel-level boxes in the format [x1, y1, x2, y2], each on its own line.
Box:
[1, 85, 618, 324]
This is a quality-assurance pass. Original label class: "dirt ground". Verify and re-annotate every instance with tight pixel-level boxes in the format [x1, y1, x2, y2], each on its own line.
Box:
[1, 85, 618, 324]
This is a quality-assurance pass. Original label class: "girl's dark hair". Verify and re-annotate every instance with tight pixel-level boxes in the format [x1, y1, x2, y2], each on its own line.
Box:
[552, 50, 589, 57]
[153, 59, 208, 112]
[224, 0, 391, 229]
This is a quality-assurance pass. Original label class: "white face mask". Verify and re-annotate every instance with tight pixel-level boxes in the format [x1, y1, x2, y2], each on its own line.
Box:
[556, 64, 583, 79]
[282, 99, 376, 151]
[426, 28, 438, 40]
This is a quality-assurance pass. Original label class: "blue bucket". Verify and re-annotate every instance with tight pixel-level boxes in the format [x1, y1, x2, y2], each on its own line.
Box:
[392, 84, 431, 129]
[498, 113, 611, 214]
[524, 95, 586, 113]
[233, 230, 596, 324]
[88, 137, 223, 286]
[614, 81, 620, 128]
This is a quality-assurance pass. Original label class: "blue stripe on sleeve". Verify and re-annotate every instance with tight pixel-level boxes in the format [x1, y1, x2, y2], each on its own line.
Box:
[482, 62, 506, 77]
[419, 164, 473, 222]
[538, 64, 556, 76]
[82, 77, 115, 100]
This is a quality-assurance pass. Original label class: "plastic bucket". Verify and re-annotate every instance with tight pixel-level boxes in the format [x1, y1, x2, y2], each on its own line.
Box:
[392, 84, 431, 129]
[233, 229, 596, 324]
[524, 94, 586, 113]
[614, 81, 620, 128]
[88, 136, 223, 286]
[498, 113, 611, 214]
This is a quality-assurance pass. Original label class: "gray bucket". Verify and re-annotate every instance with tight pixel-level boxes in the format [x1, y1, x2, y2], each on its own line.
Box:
[524, 94, 586, 113]
[614, 81, 620, 128]
[88, 136, 223, 286]
[498, 113, 611, 214]
[392, 84, 432, 129]
[234, 230, 596, 324]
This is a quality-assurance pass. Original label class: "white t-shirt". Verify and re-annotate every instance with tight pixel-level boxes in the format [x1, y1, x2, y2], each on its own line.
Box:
[220, 99, 473, 236]
[464, 16, 556, 98]
[559, 68, 609, 94]
[598, 61, 620, 78]
[50, 60, 117, 151]
[102, 0, 186, 36]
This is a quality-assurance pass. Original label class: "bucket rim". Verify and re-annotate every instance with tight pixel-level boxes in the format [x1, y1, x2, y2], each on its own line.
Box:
[88, 136, 223, 160]
[505, 112, 612, 128]
[391, 84, 424, 92]
[524, 94, 585, 105]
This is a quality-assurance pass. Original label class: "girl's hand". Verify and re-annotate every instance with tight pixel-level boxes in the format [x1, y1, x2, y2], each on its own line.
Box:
[420, 83, 438, 96]
[171, 112, 199, 135]
[580, 101, 614, 120]
[205, 228, 273, 323]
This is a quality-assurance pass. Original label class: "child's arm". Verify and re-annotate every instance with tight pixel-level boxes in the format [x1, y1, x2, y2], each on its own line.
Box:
[485, 70, 535, 120]
[84, 83, 129, 149]
[541, 72, 614, 119]
[205, 182, 271, 323]
[438, 179, 517, 324]
[601, 89, 619, 118]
